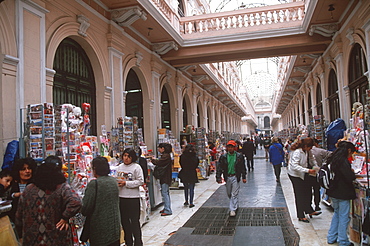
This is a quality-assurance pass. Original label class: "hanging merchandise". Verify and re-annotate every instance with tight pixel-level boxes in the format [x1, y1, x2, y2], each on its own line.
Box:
[27, 103, 55, 162]
[196, 127, 210, 179]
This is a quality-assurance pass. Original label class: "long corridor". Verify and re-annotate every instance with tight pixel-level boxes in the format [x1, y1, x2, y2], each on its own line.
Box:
[142, 148, 335, 246]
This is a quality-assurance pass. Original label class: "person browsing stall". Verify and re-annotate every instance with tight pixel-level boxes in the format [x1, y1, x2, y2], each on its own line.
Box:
[151, 143, 173, 216]
[326, 141, 356, 246]
[81, 156, 121, 246]
[216, 140, 246, 217]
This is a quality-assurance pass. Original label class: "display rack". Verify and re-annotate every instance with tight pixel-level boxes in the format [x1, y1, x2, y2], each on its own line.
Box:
[313, 115, 325, 147]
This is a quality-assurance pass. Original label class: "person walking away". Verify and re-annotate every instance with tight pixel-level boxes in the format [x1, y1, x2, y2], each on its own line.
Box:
[216, 140, 246, 217]
[82, 156, 121, 246]
[269, 137, 285, 182]
[179, 144, 199, 208]
[151, 143, 173, 216]
[242, 138, 256, 172]
[117, 149, 144, 246]
[263, 136, 272, 161]
[310, 138, 332, 211]
[287, 137, 321, 223]
[16, 156, 82, 245]
[326, 141, 356, 246]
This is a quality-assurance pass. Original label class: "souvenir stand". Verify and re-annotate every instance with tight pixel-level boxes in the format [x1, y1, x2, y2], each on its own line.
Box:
[207, 130, 220, 172]
[312, 115, 325, 147]
[156, 129, 182, 189]
[343, 101, 370, 245]
[195, 128, 210, 179]
[25, 102, 99, 245]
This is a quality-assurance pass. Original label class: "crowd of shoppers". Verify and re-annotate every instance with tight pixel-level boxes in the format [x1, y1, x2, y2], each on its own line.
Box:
[0, 133, 361, 246]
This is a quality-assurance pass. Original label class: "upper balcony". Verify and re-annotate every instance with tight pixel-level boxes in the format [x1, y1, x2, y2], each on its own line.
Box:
[89, 0, 353, 118]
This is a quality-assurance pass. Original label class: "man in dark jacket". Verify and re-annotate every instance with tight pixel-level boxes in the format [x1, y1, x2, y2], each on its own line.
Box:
[216, 140, 246, 217]
[242, 138, 256, 172]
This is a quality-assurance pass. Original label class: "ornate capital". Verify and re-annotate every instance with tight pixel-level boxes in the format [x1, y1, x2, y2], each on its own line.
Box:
[112, 7, 147, 27]
[309, 23, 338, 37]
[77, 15, 90, 37]
[152, 41, 178, 55]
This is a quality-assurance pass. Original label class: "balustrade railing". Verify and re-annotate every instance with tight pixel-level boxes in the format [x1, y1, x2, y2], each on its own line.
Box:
[179, 2, 305, 35]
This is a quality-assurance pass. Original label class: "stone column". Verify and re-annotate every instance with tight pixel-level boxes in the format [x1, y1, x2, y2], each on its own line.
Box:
[334, 53, 351, 122]
[108, 47, 124, 125]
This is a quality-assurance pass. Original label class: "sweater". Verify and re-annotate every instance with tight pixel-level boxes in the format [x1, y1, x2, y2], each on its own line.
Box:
[269, 143, 285, 165]
[81, 176, 121, 246]
[16, 182, 81, 246]
[116, 162, 144, 198]
[288, 148, 317, 180]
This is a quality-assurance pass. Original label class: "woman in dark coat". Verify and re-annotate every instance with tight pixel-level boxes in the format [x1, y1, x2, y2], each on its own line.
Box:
[179, 144, 199, 208]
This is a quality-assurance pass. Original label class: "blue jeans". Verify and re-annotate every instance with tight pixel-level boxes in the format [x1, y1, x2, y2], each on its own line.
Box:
[161, 183, 172, 214]
[183, 183, 195, 204]
[327, 197, 351, 246]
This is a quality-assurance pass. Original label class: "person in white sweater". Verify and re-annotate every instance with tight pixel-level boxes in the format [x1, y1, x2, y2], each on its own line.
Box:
[117, 148, 144, 246]
[288, 137, 321, 223]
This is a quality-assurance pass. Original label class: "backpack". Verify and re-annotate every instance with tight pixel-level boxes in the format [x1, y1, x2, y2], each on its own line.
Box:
[2, 140, 19, 170]
[317, 163, 334, 189]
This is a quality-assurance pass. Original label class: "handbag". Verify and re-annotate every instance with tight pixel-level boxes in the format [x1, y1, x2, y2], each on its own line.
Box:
[80, 180, 98, 242]
[153, 164, 168, 179]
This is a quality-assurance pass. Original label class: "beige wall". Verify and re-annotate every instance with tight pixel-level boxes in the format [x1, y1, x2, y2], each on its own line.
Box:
[0, 0, 244, 158]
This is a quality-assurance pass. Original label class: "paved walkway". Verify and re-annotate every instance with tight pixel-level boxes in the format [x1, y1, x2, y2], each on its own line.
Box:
[142, 148, 336, 246]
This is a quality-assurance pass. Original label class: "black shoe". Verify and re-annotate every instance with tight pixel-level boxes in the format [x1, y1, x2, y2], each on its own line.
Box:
[184, 202, 189, 206]
[189, 204, 195, 208]
[298, 218, 310, 223]
[315, 206, 321, 211]
[309, 211, 322, 218]
[248, 169, 251, 172]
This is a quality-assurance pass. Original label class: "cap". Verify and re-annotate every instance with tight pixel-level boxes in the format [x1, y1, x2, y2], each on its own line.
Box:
[226, 140, 237, 146]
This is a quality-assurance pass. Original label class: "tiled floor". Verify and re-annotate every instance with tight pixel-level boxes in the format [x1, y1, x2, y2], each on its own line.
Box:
[141, 149, 340, 246]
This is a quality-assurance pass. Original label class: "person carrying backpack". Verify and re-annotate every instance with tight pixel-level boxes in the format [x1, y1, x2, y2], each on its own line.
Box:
[326, 141, 356, 246]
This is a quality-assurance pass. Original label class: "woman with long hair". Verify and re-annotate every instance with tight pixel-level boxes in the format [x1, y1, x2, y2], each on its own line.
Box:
[326, 141, 356, 246]
[15, 156, 81, 245]
[179, 144, 199, 208]
[288, 137, 321, 223]
[7, 157, 37, 224]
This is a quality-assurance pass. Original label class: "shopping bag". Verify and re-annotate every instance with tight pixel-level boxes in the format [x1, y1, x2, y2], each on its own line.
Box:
[0, 215, 19, 246]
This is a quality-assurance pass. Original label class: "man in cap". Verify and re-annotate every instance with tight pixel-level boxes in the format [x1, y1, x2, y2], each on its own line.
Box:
[216, 140, 247, 217]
